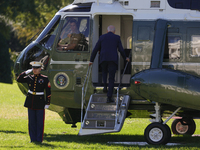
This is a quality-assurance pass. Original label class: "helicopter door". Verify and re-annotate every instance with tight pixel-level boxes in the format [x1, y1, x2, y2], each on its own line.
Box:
[49, 15, 91, 108]
[92, 15, 132, 87]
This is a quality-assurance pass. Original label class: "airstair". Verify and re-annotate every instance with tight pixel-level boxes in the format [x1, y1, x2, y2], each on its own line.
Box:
[79, 60, 130, 135]
[79, 94, 130, 135]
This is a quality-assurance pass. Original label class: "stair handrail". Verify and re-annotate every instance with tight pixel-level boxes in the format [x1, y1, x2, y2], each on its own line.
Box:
[81, 65, 92, 126]
[115, 54, 130, 127]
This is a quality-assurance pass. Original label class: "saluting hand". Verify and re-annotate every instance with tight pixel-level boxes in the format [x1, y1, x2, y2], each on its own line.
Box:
[25, 69, 33, 74]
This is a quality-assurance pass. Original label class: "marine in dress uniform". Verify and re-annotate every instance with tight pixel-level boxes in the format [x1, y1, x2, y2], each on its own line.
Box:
[17, 61, 51, 143]
[89, 25, 130, 103]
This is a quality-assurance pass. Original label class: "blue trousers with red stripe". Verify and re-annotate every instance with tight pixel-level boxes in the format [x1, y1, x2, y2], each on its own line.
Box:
[28, 109, 45, 142]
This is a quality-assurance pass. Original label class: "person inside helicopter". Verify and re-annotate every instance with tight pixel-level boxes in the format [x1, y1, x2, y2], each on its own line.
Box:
[57, 18, 88, 51]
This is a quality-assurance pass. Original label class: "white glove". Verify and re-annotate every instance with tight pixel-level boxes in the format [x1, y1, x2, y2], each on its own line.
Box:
[44, 105, 50, 109]
[25, 69, 33, 74]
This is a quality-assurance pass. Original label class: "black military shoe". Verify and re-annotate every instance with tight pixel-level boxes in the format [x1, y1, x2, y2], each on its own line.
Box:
[106, 97, 115, 103]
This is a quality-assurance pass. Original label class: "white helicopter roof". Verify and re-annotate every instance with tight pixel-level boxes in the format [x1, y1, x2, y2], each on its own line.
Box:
[58, 0, 200, 21]
[73, 0, 115, 4]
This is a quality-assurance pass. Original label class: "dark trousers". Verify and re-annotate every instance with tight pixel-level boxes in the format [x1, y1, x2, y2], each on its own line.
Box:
[28, 108, 45, 142]
[101, 61, 117, 98]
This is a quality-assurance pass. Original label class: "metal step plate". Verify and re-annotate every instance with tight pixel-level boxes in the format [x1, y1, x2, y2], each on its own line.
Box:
[89, 103, 117, 111]
[86, 111, 116, 119]
[83, 119, 115, 129]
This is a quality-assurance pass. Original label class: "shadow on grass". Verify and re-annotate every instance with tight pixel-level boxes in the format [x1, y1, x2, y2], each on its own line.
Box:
[0, 130, 26, 134]
[42, 133, 200, 148]
[0, 142, 55, 149]
[1, 130, 200, 148]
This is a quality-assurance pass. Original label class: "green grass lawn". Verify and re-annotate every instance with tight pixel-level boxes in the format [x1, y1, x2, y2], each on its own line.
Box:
[1, 82, 200, 149]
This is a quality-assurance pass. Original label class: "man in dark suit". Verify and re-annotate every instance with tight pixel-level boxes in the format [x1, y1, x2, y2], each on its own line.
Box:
[89, 25, 130, 103]
[17, 61, 51, 143]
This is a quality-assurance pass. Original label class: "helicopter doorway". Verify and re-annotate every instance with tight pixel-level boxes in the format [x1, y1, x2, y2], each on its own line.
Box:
[92, 15, 132, 87]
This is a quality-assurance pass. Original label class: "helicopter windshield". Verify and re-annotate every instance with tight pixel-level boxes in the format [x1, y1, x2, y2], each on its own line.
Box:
[19, 15, 61, 71]
[36, 15, 61, 50]
[19, 43, 50, 70]
[57, 16, 89, 52]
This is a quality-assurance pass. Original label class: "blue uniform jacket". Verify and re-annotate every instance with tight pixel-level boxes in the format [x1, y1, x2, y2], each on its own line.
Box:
[90, 32, 126, 65]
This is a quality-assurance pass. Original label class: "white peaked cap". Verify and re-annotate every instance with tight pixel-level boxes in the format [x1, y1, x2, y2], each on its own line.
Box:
[30, 61, 43, 68]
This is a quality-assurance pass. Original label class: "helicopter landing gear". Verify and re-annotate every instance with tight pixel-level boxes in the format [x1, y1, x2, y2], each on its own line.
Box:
[171, 118, 196, 135]
[144, 122, 171, 145]
[144, 103, 181, 145]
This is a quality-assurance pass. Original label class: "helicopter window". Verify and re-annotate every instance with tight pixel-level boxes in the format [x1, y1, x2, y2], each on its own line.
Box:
[151, 1, 160, 8]
[57, 17, 89, 52]
[36, 15, 61, 50]
[137, 27, 150, 41]
[168, 0, 200, 10]
[164, 36, 181, 59]
[21, 45, 50, 70]
[190, 35, 200, 57]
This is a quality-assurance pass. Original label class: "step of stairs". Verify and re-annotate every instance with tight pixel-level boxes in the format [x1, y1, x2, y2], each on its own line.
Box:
[89, 102, 116, 111]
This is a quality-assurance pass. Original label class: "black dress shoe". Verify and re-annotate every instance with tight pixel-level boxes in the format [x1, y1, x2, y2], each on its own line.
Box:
[106, 97, 115, 103]
[103, 88, 108, 93]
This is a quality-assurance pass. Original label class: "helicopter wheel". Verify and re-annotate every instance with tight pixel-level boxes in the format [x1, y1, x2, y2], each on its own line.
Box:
[164, 124, 171, 143]
[144, 122, 171, 145]
[171, 118, 196, 135]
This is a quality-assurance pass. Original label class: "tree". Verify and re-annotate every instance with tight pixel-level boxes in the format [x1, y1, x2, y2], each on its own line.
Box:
[12, 0, 73, 46]
[0, 33, 12, 83]
[0, 0, 73, 83]
[0, 16, 12, 83]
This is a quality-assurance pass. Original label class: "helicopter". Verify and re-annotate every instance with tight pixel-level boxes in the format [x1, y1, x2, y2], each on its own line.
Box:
[14, 0, 200, 145]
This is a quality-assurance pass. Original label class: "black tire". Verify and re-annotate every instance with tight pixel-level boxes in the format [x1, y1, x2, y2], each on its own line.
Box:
[164, 124, 171, 143]
[144, 122, 171, 145]
[171, 118, 196, 135]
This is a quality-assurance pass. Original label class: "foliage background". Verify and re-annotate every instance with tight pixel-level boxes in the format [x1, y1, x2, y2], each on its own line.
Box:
[0, 0, 73, 83]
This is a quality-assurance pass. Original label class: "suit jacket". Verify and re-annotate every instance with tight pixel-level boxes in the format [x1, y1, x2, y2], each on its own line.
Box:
[90, 32, 126, 65]
[17, 72, 51, 109]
